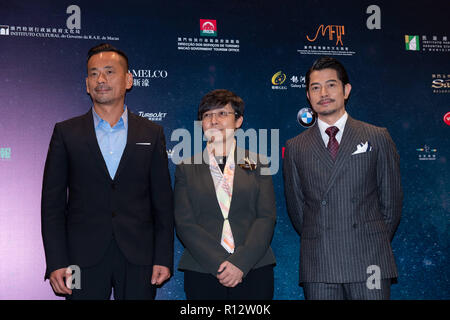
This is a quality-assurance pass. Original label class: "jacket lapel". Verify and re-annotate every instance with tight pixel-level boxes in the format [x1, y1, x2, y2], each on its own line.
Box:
[308, 125, 334, 170]
[83, 109, 111, 181]
[323, 116, 361, 196]
[113, 109, 137, 181]
[198, 159, 225, 221]
[226, 146, 247, 220]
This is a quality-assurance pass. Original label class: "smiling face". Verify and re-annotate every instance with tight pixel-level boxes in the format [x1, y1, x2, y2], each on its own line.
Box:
[307, 68, 351, 123]
[85, 51, 132, 107]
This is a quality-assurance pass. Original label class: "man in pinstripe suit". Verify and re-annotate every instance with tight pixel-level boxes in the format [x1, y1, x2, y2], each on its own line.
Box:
[283, 57, 402, 300]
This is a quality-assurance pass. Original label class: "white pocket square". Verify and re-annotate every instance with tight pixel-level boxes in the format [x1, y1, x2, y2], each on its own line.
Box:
[352, 141, 372, 155]
[136, 142, 151, 146]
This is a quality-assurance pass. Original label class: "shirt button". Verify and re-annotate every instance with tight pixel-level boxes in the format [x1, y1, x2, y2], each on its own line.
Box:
[321, 200, 327, 206]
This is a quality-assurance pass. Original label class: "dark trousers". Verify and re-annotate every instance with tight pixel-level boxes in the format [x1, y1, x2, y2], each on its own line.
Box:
[184, 265, 274, 300]
[67, 238, 156, 300]
[303, 279, 391, 300]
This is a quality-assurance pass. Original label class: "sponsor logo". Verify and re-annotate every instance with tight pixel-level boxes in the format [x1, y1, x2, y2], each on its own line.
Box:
[405, 35, 449, 53]
[131, 69, 168, 88]
[272, 71, 286, 85]
[416, 145, 437, 161]
[307, 25, 345, 46]
[138, 111, 167, 121]
[177, 20, 239, 54]
[0, 147, 11, 160]
[271, 71, 287, 90]
[298, 24, 356, 56]
[431, 74, 450, 93]
[290, 75, 306, 89]
[200, 19, 217, 37]
[297, 108, 316, 128]
[271, 72, 305, 91]
[405, 35, 420, 51]
[443, 112, 450, 126]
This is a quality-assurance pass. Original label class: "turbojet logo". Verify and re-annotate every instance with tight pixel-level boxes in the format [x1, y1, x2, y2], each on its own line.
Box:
[307, 25, 345, 46]
[200, 19, 217, 37]
[405, 35, 420, 51]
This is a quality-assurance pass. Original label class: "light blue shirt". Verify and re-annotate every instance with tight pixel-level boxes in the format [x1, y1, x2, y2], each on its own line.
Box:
[92, 106, 128, 179]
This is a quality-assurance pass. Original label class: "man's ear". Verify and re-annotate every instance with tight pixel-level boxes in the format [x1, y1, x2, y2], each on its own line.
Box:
[126, 72, 133, 90]
[344, 83, 352, 99]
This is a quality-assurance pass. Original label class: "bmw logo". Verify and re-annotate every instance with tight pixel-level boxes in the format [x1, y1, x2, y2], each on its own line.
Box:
[297, 107, 316, 128]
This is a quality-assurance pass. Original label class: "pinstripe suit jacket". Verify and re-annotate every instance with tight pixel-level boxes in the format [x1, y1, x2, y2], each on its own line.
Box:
[283, 116, 402, 284]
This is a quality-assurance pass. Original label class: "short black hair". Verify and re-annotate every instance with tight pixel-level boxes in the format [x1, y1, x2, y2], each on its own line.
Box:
[87, 43, 129, 71]
[305, 56, 350, 91]
[197, 89, 245, 121]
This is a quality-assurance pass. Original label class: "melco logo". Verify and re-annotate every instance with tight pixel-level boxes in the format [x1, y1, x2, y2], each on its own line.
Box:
[131, 70, 168, 78]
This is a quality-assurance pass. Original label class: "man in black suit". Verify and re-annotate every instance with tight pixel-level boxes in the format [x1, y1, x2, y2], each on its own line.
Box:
[41, 43, 174, 299]
[283, 57, 402, 299]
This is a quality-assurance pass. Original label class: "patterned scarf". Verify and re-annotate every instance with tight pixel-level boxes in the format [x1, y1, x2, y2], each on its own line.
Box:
[207, 140, 236, 253]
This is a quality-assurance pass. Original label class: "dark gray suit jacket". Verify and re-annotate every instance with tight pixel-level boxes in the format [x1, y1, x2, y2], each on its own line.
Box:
[174, 148, 276, 278]
[283, 116, 402, 284]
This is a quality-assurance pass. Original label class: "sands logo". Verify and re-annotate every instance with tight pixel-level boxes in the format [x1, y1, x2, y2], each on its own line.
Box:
[307, 25, 345, 46]
[200, 19, 217, 37]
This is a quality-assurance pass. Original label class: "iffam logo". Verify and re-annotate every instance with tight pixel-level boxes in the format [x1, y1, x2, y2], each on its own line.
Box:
[307, 25, 345, 46]
[0, 25, 9, 36]
[405, 35, 420, 51]
[271, 71, 286, 85]
[200, 19, 217, 37]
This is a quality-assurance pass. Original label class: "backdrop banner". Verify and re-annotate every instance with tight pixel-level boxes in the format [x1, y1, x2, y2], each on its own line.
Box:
[0, 0, 448, 299]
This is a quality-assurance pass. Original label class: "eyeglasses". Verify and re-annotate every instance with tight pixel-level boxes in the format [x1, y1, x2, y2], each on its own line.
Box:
[202, 111, 237, 121]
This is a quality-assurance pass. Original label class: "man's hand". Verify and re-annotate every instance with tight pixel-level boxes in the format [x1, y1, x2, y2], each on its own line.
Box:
[49, 267, 72, 295]
[151, 265, 171, 285]
[216, 261, 243, 288]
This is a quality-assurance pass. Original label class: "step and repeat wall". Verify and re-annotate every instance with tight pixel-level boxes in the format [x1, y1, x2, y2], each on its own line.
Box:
[0, 0, 448, 299]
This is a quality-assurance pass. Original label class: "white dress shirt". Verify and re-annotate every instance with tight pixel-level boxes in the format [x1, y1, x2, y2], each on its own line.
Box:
[317, 112, 348, 147]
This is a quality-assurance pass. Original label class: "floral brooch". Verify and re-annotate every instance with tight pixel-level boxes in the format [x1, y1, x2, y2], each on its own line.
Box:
[238, 157, 257, 171]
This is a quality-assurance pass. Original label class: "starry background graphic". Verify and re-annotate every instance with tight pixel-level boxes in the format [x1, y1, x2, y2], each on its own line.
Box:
[0, 0, 448, 299]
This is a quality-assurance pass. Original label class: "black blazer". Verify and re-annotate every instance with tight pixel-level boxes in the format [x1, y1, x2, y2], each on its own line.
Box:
[41, 109, 174, 278]
[174, 148, 277, 278]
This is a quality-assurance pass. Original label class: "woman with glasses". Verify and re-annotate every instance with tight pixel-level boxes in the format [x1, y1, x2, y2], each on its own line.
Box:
[174, 89, 277, 300]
